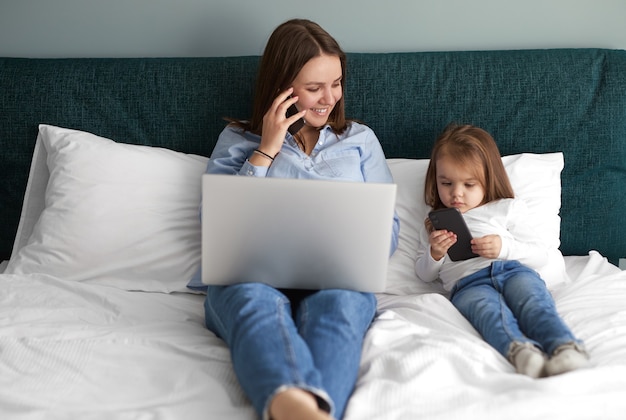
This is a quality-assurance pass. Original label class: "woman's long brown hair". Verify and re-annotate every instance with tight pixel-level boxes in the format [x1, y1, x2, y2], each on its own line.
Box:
[229, 19, 348, 135]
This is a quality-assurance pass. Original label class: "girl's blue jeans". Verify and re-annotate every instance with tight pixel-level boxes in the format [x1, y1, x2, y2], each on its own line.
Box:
[450, 260, 580, 359]
[204, 282, 376, 419]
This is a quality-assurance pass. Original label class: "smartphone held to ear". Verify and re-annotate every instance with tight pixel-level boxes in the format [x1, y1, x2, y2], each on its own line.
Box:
[286, 103, 305, 135]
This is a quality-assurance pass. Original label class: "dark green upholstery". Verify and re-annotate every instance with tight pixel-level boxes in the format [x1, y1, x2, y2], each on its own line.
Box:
[1, 49, 625, 264]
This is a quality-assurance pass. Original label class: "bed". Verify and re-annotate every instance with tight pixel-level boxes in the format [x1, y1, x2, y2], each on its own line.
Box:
[1, 49, 625, 419]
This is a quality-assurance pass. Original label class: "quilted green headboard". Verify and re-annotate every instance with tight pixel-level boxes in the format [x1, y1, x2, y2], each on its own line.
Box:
[1, 49, 625, 263]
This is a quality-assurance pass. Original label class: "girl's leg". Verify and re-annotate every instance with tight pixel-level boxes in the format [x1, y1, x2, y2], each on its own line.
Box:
[498, 262, 581, 356]
[451, 265, 545, 377]
[498, 262, 589, 375]
[451, 266, 533, 357]
[204, 283, 331, 418]
[295, 289, 377, 419]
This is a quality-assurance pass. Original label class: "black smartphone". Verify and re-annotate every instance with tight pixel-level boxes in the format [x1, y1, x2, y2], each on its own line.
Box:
[428, 207, 478, 261]
[286, 103, 305, 135]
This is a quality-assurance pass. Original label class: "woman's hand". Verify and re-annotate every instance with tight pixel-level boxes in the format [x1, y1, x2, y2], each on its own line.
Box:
[429, 229, 457, 261]
[471, 235, 502, 259]
[259, 88, 307, 157]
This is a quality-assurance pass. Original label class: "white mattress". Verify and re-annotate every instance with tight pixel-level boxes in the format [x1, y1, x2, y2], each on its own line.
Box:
[1, 251, 625, 419]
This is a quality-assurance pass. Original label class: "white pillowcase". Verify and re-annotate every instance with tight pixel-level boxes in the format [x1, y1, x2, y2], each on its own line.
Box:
[6, 125, 208, 293]
[7, 124, 567, 294]
[384, 153, 568, 295]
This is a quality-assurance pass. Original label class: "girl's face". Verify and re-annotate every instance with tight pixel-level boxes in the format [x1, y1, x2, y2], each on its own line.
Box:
[435, 156, 485, 213]
[291, 54, 342, 129]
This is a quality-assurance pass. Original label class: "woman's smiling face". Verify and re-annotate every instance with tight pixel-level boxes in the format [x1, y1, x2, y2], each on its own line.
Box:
[291, 54, 343, 129]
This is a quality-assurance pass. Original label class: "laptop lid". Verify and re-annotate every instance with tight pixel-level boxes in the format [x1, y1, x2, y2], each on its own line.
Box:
[201, 174, 396, 292]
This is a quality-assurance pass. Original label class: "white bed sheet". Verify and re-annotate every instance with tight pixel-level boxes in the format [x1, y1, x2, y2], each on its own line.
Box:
[1, 251, 625, 420]
[0, 272, 253, 420]
[347, 251, 626, 420]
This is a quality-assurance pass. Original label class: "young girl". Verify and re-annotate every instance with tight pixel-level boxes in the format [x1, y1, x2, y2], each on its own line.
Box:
[415, 123, 589, 378]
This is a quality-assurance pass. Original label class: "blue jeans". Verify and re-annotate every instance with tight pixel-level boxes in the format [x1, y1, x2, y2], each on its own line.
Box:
[450, 260, 580, 359]
[204, 283, 377, 419]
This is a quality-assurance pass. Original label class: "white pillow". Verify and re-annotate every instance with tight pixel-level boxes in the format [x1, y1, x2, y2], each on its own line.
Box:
[384, 153, 568, 295]
[6, 125, 208, 293]
[7, 125, 566, 295]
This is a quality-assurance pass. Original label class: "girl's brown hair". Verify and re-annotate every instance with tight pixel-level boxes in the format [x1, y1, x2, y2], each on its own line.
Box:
[424, 123, 515, 209]
[229, 19, 348, 135]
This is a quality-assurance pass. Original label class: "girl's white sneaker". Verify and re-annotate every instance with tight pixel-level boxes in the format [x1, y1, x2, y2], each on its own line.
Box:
[545, 343, 590, 376]
[509, 342, 546, 378]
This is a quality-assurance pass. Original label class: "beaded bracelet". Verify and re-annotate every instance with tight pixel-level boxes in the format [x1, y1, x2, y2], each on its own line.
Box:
[254, 149, 276, 162]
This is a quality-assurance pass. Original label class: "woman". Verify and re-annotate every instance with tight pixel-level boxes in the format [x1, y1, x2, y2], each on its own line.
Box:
[187, 19, 399, 420]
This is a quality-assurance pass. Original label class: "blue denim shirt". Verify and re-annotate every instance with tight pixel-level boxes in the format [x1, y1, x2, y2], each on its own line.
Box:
[187, 122, 400, 291]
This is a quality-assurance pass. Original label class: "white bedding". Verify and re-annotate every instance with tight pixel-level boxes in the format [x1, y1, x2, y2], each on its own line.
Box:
[2, 127, 624, 419]
[0, 272, 252, 420]
[349, 251, 626, 420]
[2, 251, 625, 420]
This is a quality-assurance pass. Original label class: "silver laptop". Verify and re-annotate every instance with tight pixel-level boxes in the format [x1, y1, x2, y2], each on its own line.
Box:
[201, 174, 397, 292]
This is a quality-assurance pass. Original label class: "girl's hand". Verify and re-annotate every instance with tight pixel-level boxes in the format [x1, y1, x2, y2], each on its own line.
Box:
[471, 235, 502, 259]
[429, 229, 457, 261]
[259, 88, 307, 156]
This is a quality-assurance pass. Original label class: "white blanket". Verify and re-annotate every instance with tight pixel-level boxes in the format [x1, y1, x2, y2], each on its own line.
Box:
[1, 251, 625, 420]
[348, 251, 626, 420]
